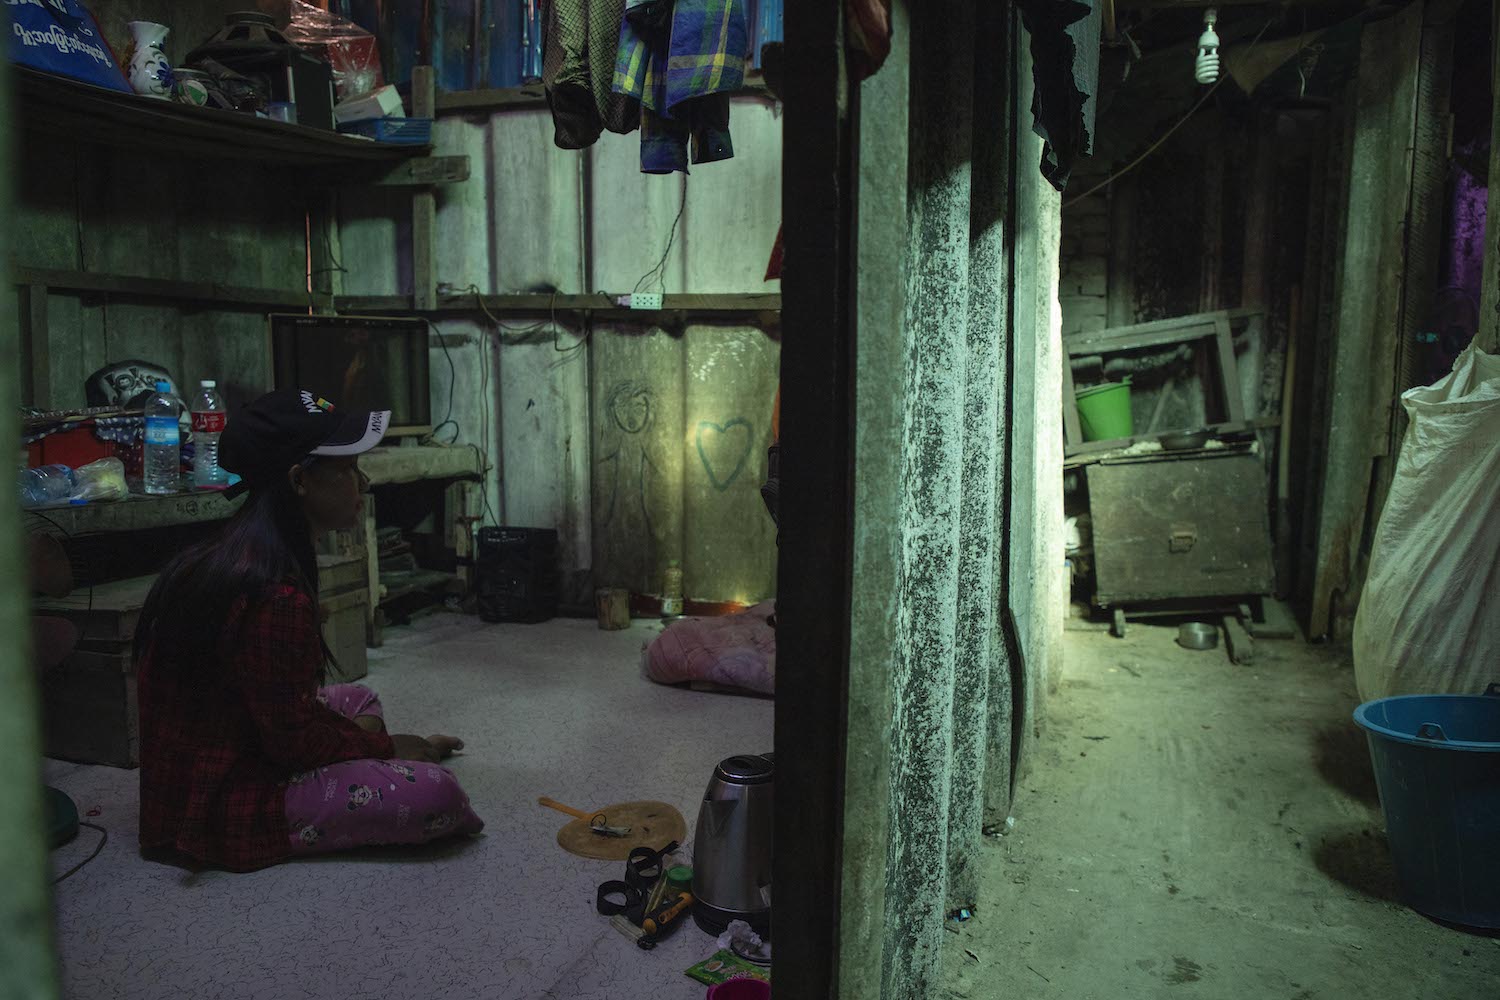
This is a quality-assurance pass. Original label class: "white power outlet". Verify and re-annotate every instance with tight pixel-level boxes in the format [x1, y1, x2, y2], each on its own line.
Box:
[630, 292, 663, 310]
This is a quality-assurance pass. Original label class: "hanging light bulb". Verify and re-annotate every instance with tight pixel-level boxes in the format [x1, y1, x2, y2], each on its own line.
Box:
[1195, 8, 1221, 85]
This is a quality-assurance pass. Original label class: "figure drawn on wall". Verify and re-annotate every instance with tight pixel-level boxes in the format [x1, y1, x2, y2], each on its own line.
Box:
[598, 380, 659, 533]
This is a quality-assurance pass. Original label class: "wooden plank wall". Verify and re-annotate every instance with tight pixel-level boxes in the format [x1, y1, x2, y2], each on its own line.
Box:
[14, 2, 320, 412]
[340, 101, 784, 606]
[1309, 1, 1426, 640]
[1308, 0, 1462, 640]
[15, 140, 315, 410]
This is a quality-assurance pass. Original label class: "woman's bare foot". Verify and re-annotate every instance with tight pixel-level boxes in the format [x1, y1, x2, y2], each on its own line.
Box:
[427, 734, 464, 759]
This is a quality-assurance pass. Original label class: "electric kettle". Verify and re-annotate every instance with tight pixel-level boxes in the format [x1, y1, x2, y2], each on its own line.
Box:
[692, 753, 773, 936]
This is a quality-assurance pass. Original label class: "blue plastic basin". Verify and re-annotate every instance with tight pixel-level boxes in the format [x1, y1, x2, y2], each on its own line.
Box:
[1353, 684, 1500, 928]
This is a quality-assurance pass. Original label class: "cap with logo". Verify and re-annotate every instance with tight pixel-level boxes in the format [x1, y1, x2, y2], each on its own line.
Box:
[218, 390, 389, 499]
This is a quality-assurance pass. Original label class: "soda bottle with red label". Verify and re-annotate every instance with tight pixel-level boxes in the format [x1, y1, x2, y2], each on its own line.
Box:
[191, 379, 229, 488]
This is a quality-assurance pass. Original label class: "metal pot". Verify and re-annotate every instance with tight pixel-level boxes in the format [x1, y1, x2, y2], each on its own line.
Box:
[1160, 429, 1214, 451]
[1178, 621, 1220, 650]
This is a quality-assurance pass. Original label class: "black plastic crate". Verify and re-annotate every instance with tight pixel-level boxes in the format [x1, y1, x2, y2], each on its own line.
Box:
[477, 526, 559, 624]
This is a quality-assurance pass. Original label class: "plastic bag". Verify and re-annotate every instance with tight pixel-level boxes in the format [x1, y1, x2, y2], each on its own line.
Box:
[1353, 345, 1500, 700]
[284, 0, 383, 102]
[71, 457, 128, 503]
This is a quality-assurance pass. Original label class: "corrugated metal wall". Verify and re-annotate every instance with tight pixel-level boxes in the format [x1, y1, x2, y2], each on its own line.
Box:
[339, 100, 783, 605]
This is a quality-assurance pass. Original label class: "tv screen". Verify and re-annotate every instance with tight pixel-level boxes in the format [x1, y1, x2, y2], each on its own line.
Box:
[269, 314, 431, 436]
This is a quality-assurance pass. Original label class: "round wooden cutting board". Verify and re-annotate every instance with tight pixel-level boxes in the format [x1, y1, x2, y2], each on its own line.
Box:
[554, 800, 688, 861]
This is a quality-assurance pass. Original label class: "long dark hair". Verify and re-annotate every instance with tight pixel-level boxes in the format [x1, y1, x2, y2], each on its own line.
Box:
[134, 478, 323, 669]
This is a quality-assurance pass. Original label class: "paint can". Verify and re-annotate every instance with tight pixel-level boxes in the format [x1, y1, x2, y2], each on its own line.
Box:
[595, 588, 631, 630]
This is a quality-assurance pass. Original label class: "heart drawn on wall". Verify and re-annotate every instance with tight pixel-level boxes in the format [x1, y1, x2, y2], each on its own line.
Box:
[695, 418, 754, 491]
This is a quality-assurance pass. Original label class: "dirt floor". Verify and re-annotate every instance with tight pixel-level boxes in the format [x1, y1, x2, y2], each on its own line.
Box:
[942, 616, 1500, 1000]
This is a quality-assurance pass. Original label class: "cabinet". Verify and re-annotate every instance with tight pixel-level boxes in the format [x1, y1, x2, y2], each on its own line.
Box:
[1086, 448, 1275, 609]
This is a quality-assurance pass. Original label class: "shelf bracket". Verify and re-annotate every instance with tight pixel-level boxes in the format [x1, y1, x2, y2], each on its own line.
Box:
[368, 155, 471, 187]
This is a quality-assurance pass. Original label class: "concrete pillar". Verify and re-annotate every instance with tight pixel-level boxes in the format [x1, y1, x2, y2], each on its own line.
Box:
[0, 66, 63, 997]
[882, 0, 975, 992]
[838, 4, 910, 996]
[1478, 2, 1500, 353]
[945, 0, 1010, 910]
[1007, 33, 1065, 783]
[835, 5, 1062, 996]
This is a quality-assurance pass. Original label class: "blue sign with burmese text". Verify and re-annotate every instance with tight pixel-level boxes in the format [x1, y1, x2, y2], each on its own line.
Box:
[7, 0, 131, 92]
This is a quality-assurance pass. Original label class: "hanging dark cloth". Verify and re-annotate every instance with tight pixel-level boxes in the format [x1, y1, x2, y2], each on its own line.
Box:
[1015, 0, 1101, 191]
[543, 0, 640, 149]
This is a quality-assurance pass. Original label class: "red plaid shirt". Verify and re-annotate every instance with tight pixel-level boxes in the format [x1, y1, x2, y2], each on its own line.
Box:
[138, 583, 394, 871]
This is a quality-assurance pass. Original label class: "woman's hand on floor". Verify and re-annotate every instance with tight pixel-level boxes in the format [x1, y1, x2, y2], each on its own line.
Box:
[389, 733, 465, 763]
[426, 734, 465, 759]
[390, 733, 441, 763]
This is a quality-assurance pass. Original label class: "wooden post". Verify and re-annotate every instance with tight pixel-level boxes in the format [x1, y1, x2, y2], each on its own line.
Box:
[21, 285, 49, 408]
[1479, 4, 1500, 352]
[1198, 120, 1224, 313]
[777, 0, 856, 992]
[1224, 615, 1256, 665]
[309, 195, 340, 299]
[1060, 353, 1082, 448]
[411, 66, 437, 313]
[1214, 315, 1246, 424]
[363, 494, 382, 648]
[1106, 175, 1136, 328]
[1240, 117, 1274, 310]
[0, 56, 64, 998]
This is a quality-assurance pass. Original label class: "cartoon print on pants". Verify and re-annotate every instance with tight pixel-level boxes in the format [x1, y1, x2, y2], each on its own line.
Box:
[347, 784, 383, 811]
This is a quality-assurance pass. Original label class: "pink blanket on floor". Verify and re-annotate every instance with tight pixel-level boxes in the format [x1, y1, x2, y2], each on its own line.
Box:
[644, 601, 777, 695]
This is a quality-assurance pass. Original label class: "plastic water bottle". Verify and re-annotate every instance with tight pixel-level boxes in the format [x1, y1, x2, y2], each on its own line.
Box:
[661, 560, 684, 619]
[18, 464, 74, 508]
[191, 379, 228, 487]
[143, 380, 183, 495]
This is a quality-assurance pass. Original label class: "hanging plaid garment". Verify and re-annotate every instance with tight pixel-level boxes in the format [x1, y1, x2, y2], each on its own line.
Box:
[614, 0, 748, 174]
[543, 0, 640, 149]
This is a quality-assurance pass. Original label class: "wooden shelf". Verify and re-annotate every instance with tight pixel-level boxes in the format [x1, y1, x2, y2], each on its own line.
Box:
[16, 67, 430, 167]
[436, 85, 548, 114]
[23, 489, 243, 537]
[335, 291, 782, 318]
[13, 267, 331, 312]
[360, 444, 483, 486]
[433, 80, 775, 116]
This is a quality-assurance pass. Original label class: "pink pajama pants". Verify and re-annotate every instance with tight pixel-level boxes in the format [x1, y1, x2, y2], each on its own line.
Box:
[284, 684, 484, 855]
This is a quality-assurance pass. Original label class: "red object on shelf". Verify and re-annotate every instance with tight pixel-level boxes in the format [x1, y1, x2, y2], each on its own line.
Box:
[25, 421, 119, 470]
[327, 36, 384, 101]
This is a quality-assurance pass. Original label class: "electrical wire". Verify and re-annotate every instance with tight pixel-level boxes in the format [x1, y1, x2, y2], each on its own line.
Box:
[1062, 17, 1277, 210]
[477, 319, 499, 527]
[53, 821, 108, 885]
[425, 319, 461, 446]
[308, 213, 347, 282]
[633, 187, 686, 295]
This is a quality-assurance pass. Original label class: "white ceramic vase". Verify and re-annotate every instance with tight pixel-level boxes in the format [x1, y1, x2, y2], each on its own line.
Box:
[127, 21, 174, 100]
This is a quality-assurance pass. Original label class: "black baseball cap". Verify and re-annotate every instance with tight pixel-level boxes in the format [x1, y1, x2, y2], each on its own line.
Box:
[219, 390, 390, 499]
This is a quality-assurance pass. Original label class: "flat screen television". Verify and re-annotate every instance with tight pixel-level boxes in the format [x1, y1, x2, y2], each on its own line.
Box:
[269, 314, 431, 437]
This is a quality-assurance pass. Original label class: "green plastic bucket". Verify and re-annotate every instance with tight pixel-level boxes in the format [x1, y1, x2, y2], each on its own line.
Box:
[1077, 380, 1133, 441]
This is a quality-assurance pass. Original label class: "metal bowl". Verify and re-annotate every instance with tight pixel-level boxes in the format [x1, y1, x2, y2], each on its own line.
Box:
[1177, 621, 1220, 650]
[1160, 429, 1213, 451]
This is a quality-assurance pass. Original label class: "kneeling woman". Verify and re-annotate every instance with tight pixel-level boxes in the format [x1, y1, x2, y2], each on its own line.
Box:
[136, 390, 483, 871]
